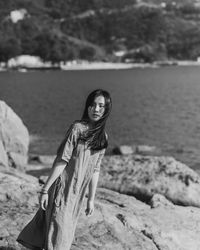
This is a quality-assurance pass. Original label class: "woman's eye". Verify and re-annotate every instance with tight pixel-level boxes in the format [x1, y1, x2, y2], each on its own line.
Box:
[90, 103, 105, 109]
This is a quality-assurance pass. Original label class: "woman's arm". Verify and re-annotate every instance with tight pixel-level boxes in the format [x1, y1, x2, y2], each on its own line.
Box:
[85, 171, 99, 216]
[87, 148, 106, 202]
[39, 158, 67, 210]
[41, 158, 67, 192]
[85, 148, 106, 216]
[88, 171, 99, 202]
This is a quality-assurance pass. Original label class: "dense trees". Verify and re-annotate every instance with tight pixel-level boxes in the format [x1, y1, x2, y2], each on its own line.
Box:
[34, 31, 75, 63]
[0, 0, 200, 63]
[0, 37, 21, 62]
[165, 16, 200, 60]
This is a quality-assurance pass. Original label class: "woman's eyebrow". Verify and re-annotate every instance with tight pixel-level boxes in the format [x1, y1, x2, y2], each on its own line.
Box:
[96, 100, 105, 104]
[93, 101, 104, 104]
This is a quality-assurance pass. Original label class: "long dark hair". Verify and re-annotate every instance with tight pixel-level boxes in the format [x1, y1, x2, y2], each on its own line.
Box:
[80, 89, 112, 151]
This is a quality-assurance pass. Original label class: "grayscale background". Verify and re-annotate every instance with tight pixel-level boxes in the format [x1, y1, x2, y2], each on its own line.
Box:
[1, 1, 200, 249]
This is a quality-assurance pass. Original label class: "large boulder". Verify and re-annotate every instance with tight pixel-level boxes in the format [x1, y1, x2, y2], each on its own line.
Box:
[0, 100, 29, 169]
[0, 140, 8, 167]
[99, 155, 200, 207]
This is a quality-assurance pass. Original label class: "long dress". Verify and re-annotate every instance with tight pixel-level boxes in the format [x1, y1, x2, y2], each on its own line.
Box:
[17, 121, 105, 250]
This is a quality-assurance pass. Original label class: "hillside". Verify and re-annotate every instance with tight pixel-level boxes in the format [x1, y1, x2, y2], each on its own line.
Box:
[0, 0, 200, 63]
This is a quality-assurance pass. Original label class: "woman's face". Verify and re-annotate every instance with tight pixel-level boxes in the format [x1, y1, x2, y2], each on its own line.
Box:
[88, 95, 105, 122]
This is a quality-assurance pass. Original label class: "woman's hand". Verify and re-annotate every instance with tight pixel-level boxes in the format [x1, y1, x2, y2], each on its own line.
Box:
[39, 193, 49, 210]
[85, 199, 94, 217]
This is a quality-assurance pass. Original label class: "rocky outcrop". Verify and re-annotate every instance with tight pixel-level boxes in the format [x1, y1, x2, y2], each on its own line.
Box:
[0, 153, 199, 249]
[29, 153, 200, 208]
[0, 169, 40, 249]
[99, 155, 200, 207]
[2, 183, 200, 250]
[136, 145, 161, 155]
[74, 188, 200, 250]
[0, 169, 39, 205]
[29, 154, 56, 165]
[112, 145, 161, 156]
[0, 140, 8, 167]
[0, 101, 29, 169]
[112, 145, 136, 155]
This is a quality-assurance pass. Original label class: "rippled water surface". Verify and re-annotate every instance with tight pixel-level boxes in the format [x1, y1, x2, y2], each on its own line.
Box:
[1, 66, 200, 169]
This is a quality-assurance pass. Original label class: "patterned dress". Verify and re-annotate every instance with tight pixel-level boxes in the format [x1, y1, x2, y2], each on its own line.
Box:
[17, 122, 105, 250]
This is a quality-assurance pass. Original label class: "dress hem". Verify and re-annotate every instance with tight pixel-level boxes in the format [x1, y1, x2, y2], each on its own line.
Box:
[17, 238, 44, 250]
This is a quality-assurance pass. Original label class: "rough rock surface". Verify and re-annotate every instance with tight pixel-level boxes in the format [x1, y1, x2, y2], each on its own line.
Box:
[0, 140, 8, 167]
[0, 169, 40, 205]
[1, 154, 200, 249]
[99, 155, 200, 207]
[0, 169, 40, 249]
[73, 189, 200, 250]
[2, 182, 200, 250]
[0, 101, 29, 169]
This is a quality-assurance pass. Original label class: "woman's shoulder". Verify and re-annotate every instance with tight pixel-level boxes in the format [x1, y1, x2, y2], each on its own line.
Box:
[70, 120, 88, 135]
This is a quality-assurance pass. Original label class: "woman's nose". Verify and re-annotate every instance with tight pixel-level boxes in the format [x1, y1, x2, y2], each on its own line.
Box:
[94, 105, 100, 112]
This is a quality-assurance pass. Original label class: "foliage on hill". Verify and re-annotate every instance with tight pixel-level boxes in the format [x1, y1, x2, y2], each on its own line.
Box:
[0, 0, 200, 63]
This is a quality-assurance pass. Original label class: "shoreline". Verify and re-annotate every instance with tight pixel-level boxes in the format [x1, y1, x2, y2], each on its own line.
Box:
[60, 60, 200, 70]
[1, 60, 200, 71]
[60, 61, 156, 70]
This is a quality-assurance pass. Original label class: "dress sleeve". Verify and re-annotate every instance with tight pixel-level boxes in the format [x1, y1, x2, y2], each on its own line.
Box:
[93, 148, 106, 173]
[57, 123, 79, 163]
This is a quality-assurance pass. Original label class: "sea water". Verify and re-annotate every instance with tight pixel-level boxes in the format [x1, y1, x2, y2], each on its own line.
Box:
[1, 66, 200, 170]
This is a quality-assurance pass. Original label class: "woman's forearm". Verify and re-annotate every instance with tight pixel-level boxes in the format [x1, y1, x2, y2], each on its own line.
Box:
[88, 171, 100, 201]
[42, 159, 67, 192]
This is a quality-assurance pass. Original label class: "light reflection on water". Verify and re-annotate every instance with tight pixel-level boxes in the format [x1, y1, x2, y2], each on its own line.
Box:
[1, 66, 200, 169]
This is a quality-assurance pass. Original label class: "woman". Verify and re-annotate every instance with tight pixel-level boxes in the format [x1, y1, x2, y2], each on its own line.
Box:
[17, 89, 112, 250]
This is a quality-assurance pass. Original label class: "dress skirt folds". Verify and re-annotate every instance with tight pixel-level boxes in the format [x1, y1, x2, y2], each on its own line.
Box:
[17, 122, 105, 250]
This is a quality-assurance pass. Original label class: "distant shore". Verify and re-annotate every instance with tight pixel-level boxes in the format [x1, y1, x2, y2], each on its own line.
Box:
[1, 60, 200, 71]
[60, 61, 157, 70]
[60, 60, 200, 71]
